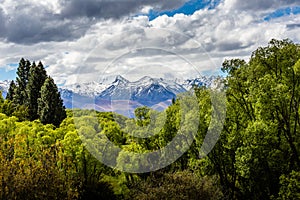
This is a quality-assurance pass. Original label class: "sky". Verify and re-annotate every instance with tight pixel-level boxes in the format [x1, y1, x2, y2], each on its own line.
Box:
[0, 0, 299, 84]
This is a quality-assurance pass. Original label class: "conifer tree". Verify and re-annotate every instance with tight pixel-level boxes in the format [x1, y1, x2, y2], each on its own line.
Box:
[6, 80, 16, 101]
[24, 59, 31, 83]
[38, 76, 66, 127]
[13, 58, 30, 105]
[26, 61, 47, 120]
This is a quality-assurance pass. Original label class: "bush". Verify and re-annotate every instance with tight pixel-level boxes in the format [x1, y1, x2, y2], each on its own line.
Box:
[127, 171, 223, 200]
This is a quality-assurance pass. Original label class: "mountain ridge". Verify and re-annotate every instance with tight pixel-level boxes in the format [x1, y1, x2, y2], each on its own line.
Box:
[0, 75, 218, 117]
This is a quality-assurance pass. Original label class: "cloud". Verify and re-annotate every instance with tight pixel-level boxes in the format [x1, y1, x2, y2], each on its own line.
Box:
[287, 23, 300, 29]
[0, 0, 189, 44]
[0, 1, 91, 43]
[60, 0, 188, 19]
[0, 0, 300, 84]
[0, 0, 298, 44]
[223, 0, 299, 12]
[5, 15, 91, 44]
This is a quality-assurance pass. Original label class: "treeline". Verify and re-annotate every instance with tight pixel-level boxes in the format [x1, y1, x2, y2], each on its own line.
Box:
[0, 39, 300, 199]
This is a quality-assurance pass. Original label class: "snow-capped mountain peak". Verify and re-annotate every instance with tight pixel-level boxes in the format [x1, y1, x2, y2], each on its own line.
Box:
[136, 76, 155, 84]
[113, 75, 129, 85]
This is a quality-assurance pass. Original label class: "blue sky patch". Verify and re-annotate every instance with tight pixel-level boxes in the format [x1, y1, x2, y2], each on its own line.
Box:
[0, 63, 17, 80]
[147, 0, 221, 20]
[264, 6, 300, 21]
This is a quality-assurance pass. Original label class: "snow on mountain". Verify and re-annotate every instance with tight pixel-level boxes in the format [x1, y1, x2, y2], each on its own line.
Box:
[139, 76, 187, 94]
[60, 75, 218, 117]
[181, 76, 216, 90]
[1, 75, 218, 117]
[97, 75, 131, 100]
[0, 80, 10, 91]
[0, 80, 10, 98]
[96, 76, 187, 106]
[113, 75, 130, 85]
[60, 81, 108, 97]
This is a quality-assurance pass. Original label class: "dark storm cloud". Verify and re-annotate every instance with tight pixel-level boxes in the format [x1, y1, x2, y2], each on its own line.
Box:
[286, 23, 300, 30]
[60, 0, 188, 19]
[0, 8, 7, 36]
[0, 0, 188, 44]
[4, 13, 89, 44]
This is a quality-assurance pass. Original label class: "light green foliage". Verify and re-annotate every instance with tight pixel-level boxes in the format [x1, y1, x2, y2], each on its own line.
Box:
[293, 58, 300, 75]
[0, 111, 118, 199]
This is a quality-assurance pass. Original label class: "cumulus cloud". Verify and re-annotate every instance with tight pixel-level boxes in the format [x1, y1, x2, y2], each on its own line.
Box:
[0, 0, 300, 83]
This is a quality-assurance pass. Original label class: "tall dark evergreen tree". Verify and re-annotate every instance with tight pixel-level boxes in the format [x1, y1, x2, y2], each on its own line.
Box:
[6, 80, 16, 101]
[24, 59, 31, 83]
[26, 61, 47, 121]
[38, 77, 66, 127]
[13, 58, 30, 105]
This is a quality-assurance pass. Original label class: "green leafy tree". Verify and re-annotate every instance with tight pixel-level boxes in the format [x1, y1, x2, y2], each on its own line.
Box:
[134, 106, 151, 127]
[38, 76, 66, 127]
[0, 99, 14, 116]
[209, 39, 300, 199]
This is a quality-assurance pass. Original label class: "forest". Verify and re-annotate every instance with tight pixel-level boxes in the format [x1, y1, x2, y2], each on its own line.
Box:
[0, 39, 300, 199]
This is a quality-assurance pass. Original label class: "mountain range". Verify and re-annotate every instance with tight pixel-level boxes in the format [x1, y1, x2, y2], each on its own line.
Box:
[0, 75, 216, 117]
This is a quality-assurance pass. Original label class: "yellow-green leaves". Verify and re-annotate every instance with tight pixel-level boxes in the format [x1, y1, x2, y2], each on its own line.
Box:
[293, 58, 300, 75]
